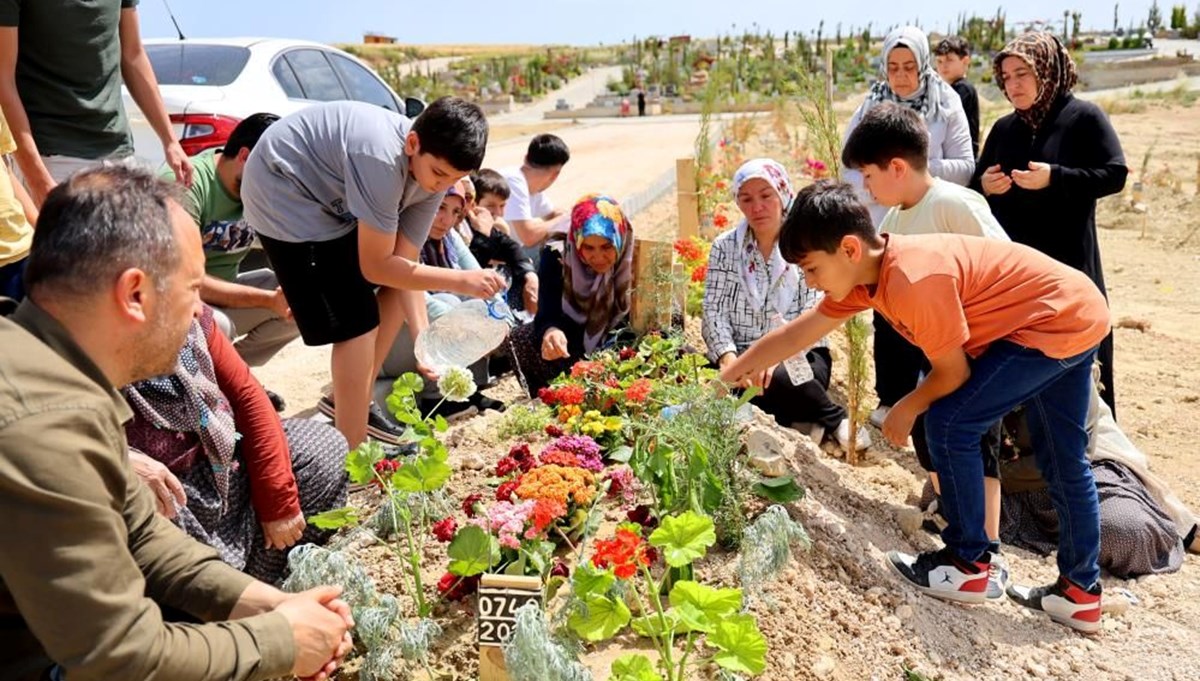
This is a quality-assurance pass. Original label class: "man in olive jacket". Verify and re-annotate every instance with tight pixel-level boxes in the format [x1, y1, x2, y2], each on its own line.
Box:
[0, 167, 352, 681]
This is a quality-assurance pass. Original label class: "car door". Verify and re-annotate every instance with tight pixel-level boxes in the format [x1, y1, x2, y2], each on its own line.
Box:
[327, 53, 404, 113]
[273, 48, 350, 102]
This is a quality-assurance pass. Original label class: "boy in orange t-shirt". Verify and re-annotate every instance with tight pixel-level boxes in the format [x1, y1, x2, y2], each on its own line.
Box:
[721, 181, 1110, 633]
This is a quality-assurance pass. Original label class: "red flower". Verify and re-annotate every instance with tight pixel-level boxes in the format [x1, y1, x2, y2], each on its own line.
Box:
[432, 517, 457, 543]
[713, 213, 730, 229]
[538, 386, 558, 406]
[619, 347, 638, 361]
[495, 457, 520, 477]
[529, 498, 567, 535]
[591, 528, 652, 580]
[690, 263, 708, 283]
[496, 479, 521, 502]
[437, 572, 480, 601]
[624, 378, 653, 404]
[550, 559, 570, 578]
[555, 385, 585, 406]
[539, 449, 582, 468]
[605, 376, 620, 388]
[626, 504, 659, 531]
[508, 443, 536, 472]
[570, 360, 605, 379]
[674, 239, 702, 262]
[545, 424, 564, 437]
[461, 493, 484, 518]
[372, 459, 401, 488]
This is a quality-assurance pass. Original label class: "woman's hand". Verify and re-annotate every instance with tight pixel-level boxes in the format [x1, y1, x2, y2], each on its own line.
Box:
[129, 450, 187, 518]
[980, 164, 1013, 196]
[522, 273, 539, 315]
[1011, 161, 1052, 191]
[541, 328, 570, 361]
[262, 512, 306, 550]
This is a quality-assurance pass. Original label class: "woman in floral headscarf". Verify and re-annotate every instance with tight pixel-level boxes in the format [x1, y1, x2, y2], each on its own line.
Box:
[843, 25, 976, 226]
[702, 159, 866, 451]
[509, 194, 634, 395]
[971, 32, 1126, 415]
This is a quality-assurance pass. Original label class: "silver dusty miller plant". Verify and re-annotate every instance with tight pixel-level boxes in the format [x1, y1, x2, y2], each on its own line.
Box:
[504, 602, 593, 681]
[737, 505, 811, 608]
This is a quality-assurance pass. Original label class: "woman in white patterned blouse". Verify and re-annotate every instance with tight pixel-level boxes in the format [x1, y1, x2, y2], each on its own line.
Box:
[701, 158, 868, 451]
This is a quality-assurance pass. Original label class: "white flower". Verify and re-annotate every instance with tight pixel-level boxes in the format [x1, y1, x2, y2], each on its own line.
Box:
[437, 366, 477, 402]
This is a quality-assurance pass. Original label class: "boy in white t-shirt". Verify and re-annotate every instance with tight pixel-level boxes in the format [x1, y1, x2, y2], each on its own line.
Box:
[501, 134, 570, 262]
[842, 101, 1012, 600]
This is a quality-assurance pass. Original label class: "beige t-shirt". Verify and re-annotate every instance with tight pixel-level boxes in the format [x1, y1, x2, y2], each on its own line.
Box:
[879, 178, 1008, 241]
[0, 112, 33, 267]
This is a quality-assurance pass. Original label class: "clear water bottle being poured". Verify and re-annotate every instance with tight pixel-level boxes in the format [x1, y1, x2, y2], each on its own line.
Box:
[415, 298, 512, 375]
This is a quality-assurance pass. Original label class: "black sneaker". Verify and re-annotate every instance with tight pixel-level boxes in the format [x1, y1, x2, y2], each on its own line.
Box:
[265, 389, 287, 413]
[886, 546, 990, 604]
[1007, 576, 1102, 634]
[316, 396, 406, 445]
[471, 394, 507, 412]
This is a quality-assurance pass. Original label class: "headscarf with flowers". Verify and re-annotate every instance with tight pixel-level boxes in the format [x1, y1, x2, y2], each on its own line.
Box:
[993, 31, 1079, 133]
[863, 25, 958, 123]
[562, 194, 634, 353]
[730, 158, 801, 318]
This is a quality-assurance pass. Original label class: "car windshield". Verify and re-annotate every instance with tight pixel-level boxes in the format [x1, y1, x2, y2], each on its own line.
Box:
[146, 44, 251, 86]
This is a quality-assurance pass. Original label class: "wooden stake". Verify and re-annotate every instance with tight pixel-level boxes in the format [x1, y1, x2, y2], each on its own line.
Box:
[631, 238, 675, 334]
[676, 157, 700, 241]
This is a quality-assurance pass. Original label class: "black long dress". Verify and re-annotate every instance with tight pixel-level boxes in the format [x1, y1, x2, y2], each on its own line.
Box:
[971, 93, 1127, 415]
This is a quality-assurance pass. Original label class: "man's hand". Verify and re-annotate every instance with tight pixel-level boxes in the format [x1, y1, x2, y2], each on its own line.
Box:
[882, 396, 921, 448]
[262, 512, 306, 550]
[465, 206, 495, 235]
[1011, 161, 1051, 191]
[268, 287, 293, 320]
[460, 269, 506, 299]
[542, 328, 569, 361]
[522, 273, 539, 315]
[275, 586, 353, 680]
[129, 450, 186, 518]
[980, 164, 1012, 196]
[163, 140, 194, 187]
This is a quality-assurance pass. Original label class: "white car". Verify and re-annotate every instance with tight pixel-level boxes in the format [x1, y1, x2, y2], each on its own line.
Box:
[124, 37, 424, 169]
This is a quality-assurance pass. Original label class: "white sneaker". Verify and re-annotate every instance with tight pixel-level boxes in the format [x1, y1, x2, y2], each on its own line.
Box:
[808, 424, 826, 446]
[986, 553, 1011, 601]
[835, 419, 871, 452]
[869, 406, 891, 429]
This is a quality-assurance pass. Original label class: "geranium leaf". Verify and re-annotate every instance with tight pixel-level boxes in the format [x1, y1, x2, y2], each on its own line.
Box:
[307, 507, 359, 530]
[567, 594, 630, 641]
[610, 654, 664, 681]
[709, 614, 768, 675]
[668, 580, 741, 632]
[629, 610, 687, 637]
[391, 456, 452, 493]
[447, 525, 499, 576]
[752, 476, 805, 503]
[346, 441, 385, 485]
[648, 511, 716, 567]
[572, 562, 615, 599]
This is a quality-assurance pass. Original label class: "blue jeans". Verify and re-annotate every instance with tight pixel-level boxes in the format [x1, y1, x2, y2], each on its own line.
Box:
[0, 256, 27, 301]
[925, 341, 1101, 588]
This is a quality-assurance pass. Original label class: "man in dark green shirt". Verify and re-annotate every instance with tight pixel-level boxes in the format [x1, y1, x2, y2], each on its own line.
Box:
[0, 0, 194, 204]
[0, 167, 352, 681]
[161, 113, 299, 367]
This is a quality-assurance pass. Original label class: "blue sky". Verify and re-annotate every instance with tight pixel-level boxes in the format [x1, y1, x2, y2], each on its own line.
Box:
[138, 0, 1166, 45]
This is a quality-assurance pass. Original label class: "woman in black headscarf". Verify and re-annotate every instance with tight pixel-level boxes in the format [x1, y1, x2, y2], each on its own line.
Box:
[972, 32, 1127, 415]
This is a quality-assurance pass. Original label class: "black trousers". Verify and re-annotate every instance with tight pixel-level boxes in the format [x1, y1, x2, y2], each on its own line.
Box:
[750, 347, 845, 430]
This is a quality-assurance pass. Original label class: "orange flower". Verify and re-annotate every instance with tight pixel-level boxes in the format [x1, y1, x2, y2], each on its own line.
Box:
[591, 528, 651, 580]
[515, 465, 597, 507]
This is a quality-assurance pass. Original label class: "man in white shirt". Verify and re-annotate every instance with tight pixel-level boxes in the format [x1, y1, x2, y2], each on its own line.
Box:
[501, 134, 570, 263]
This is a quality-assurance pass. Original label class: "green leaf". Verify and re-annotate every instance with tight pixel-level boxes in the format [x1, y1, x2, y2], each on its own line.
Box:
[392, 372, 425, 395]
[752, 476, 805, 503]
[668, 580, 741, 633]
[346, 441, 385, 485]
[567, 594, 630, 642]
[610, 654, 664, 681]
[607, 445, 634, 463]
[307, 507, 360, 530]
[572, 561, 615, 599]
[648, 511, 716, 568]
[447, 525, 499, 576]
[433, 414, 449, 432]
[709, 614, 768, 675]
[390, 456, 452, 493]
[629, 610, 686, 637]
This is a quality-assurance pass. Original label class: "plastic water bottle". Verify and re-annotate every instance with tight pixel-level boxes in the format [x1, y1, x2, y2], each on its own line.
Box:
[769, 312, 814, 386]
[415, 299, 511, 373]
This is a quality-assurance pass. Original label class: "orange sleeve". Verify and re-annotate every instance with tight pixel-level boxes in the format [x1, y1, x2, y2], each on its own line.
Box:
[894, 274, 970, 361]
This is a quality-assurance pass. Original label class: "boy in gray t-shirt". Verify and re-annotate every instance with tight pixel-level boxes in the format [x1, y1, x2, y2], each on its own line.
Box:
[242, 97, 504, 448]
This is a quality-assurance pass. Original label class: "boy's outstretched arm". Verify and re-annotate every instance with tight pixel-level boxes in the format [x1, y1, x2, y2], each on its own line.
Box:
[882, 346, 971, 446]
[719, 308, 844, 387]
[358, 220, 504, 298]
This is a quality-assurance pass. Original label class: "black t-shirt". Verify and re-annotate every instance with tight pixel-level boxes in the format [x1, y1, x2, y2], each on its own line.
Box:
[950, 78, 980, 157]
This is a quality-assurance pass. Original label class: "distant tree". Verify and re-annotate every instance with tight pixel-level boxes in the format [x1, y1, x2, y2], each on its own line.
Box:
[1072, 11, 1083, 41]
[1170, 5, 1187, 29]
[1114, 3, 1120, 33]
[1148, 0, 1164, 32]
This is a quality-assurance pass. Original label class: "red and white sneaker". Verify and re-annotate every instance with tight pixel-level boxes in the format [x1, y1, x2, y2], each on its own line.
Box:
[886, 547, 989, 604]
[1006, 576, 1102, 634]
